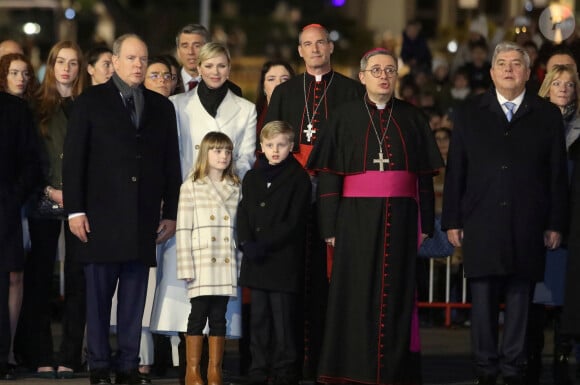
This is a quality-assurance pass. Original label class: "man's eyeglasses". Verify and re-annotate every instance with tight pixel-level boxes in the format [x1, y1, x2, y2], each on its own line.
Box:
[147, 72, 172, 81]
[364, 66, 397, 78]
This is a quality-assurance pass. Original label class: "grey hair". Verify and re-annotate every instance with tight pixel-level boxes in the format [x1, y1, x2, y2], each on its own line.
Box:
[491, 41, 530, 69]
[112, 34, 146, 56]
[176, 24, 209, 47]
[360, 48, 398, 72]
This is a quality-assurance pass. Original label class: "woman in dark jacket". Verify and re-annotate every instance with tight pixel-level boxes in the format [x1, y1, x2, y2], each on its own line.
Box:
[16, 40, 84, 378]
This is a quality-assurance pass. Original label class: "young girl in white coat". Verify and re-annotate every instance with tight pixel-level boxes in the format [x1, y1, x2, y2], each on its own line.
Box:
[176, 131, 241, 385]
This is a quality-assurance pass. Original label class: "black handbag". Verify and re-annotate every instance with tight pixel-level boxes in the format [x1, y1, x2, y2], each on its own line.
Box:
[418, 216, 454, 258]
[33, 194, 66, 220]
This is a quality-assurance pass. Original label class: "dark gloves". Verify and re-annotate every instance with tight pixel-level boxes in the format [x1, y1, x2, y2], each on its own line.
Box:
[241, 241, 268, 262]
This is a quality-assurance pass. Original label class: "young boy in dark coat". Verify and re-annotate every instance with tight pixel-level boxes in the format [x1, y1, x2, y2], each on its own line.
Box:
[237, 121, 311, 385]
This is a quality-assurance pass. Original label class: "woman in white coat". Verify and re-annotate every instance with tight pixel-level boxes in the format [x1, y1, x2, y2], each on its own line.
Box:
[149, 42, 256, 378]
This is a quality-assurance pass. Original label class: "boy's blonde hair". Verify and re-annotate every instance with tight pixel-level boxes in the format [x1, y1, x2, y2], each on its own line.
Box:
[190, 131, 240, 184]
[260, 120, 295, 143]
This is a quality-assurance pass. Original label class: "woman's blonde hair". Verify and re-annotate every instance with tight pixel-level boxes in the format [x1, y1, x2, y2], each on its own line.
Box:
[190, 131, 240, 184]
[538, 64, 580, 115]
[197, 42, 231, 67]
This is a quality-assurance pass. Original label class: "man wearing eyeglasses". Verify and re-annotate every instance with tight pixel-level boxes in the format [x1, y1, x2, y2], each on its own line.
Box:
[307, 48, 442, 385]
[262, 23, 364, 383]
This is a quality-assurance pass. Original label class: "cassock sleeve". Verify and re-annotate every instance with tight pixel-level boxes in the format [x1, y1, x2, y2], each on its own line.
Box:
[415, 109, 444, 236]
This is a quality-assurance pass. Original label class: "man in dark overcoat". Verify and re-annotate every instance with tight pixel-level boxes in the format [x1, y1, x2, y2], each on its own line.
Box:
[0, 92, 40, 379]
[442, 41, 568, 385]
[63, 34, 181, 385]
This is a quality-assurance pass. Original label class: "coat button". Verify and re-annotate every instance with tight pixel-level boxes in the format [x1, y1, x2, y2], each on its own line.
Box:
[256, 227, 261, 232]
[260, 202, 266, 207]
[211, 257, 216, 263]
[131, 176, 137, 182]
[504, 131, 510, 136]
[500, 201, 507, 207]
[501, 165, 508, 170]
[195, 144, 200, 150]
[211, 236, 216, 241]
[225, 258, 230, 263]
[224, 237, 229, 242]
[210, 215, 215, 220]
[59, 153, 64, 159]
[224, 215, 229, 220]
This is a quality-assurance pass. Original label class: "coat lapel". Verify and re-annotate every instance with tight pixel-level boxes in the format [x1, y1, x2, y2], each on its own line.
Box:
[202, 176, 237, 216]
[215, 91, 240, 128]
[104, 80, 136, 128]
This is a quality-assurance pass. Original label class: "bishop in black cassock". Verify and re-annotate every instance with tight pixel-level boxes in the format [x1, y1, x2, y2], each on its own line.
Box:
[307, 49, 442, 385]
[264, 23, 364, 378]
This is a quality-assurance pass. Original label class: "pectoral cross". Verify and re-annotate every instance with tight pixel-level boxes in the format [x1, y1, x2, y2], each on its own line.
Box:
[303, 123, 316, 142]
[373, 151, 389, 171]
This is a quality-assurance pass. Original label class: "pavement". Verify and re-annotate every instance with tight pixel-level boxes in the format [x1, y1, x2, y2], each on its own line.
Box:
[4, 325, 577, 385]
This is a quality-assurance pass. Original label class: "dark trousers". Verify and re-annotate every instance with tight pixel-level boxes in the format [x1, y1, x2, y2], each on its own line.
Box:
[187, 295, 229, 336]
[470, 276, 533, 378]
[57, 228, 86, 369]
[16, 217, 61, 368]
[84, 261, 148, 373]
[249, 289, 297, 381]
[301, 204, 328, 379]
[0, 272, 9, 363]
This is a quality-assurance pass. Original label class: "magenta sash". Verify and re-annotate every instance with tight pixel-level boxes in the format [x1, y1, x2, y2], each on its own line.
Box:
[342, 170, 418, 200]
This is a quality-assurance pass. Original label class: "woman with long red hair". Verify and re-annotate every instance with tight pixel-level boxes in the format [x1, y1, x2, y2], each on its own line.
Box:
[15, 40, 84, 379]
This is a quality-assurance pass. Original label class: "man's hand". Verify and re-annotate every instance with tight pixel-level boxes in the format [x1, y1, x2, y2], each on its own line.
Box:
[544, 230, 562, 250]
[420, 233, 428, 244]
[325, 237, 335, 247]
[156, 219, 176, 244]
[69, 215, 90, 243]
[447, 229, 463, 247]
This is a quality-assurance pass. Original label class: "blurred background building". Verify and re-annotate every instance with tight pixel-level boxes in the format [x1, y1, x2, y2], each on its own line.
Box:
[0, 0, 577, 98]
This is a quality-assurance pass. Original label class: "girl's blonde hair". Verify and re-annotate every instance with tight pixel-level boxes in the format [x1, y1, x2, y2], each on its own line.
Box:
[538, 64, 580, 116]
[190, 131, 240, 184]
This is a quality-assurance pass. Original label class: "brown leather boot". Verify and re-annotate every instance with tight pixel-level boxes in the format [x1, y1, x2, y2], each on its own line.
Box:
[185, 335, 204, 385]
[207, 336, 225, 385]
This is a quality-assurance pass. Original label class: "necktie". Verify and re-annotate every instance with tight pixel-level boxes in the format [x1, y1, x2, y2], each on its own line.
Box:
[125, 95, 137, 126]
[504, 101, 515, 122]
[188, 80, 198, 91]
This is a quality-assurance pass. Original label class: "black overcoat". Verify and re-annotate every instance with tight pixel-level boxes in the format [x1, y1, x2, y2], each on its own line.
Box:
[561, 139, 580, 334]
[0, 92, 41, 271]
[441, 89, 568, 280]
[237, 154, 311, 293]
[62, 80, 181, 266]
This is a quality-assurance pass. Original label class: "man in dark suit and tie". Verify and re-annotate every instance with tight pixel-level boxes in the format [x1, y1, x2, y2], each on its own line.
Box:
[63, 34, 181, 385]
[442, 41, 569, 385]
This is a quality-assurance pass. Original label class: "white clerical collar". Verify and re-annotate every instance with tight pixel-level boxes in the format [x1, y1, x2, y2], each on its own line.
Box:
[376, 103, 386, 110]
[496, 89, 525, 114]
[306, 70, 332, 83]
